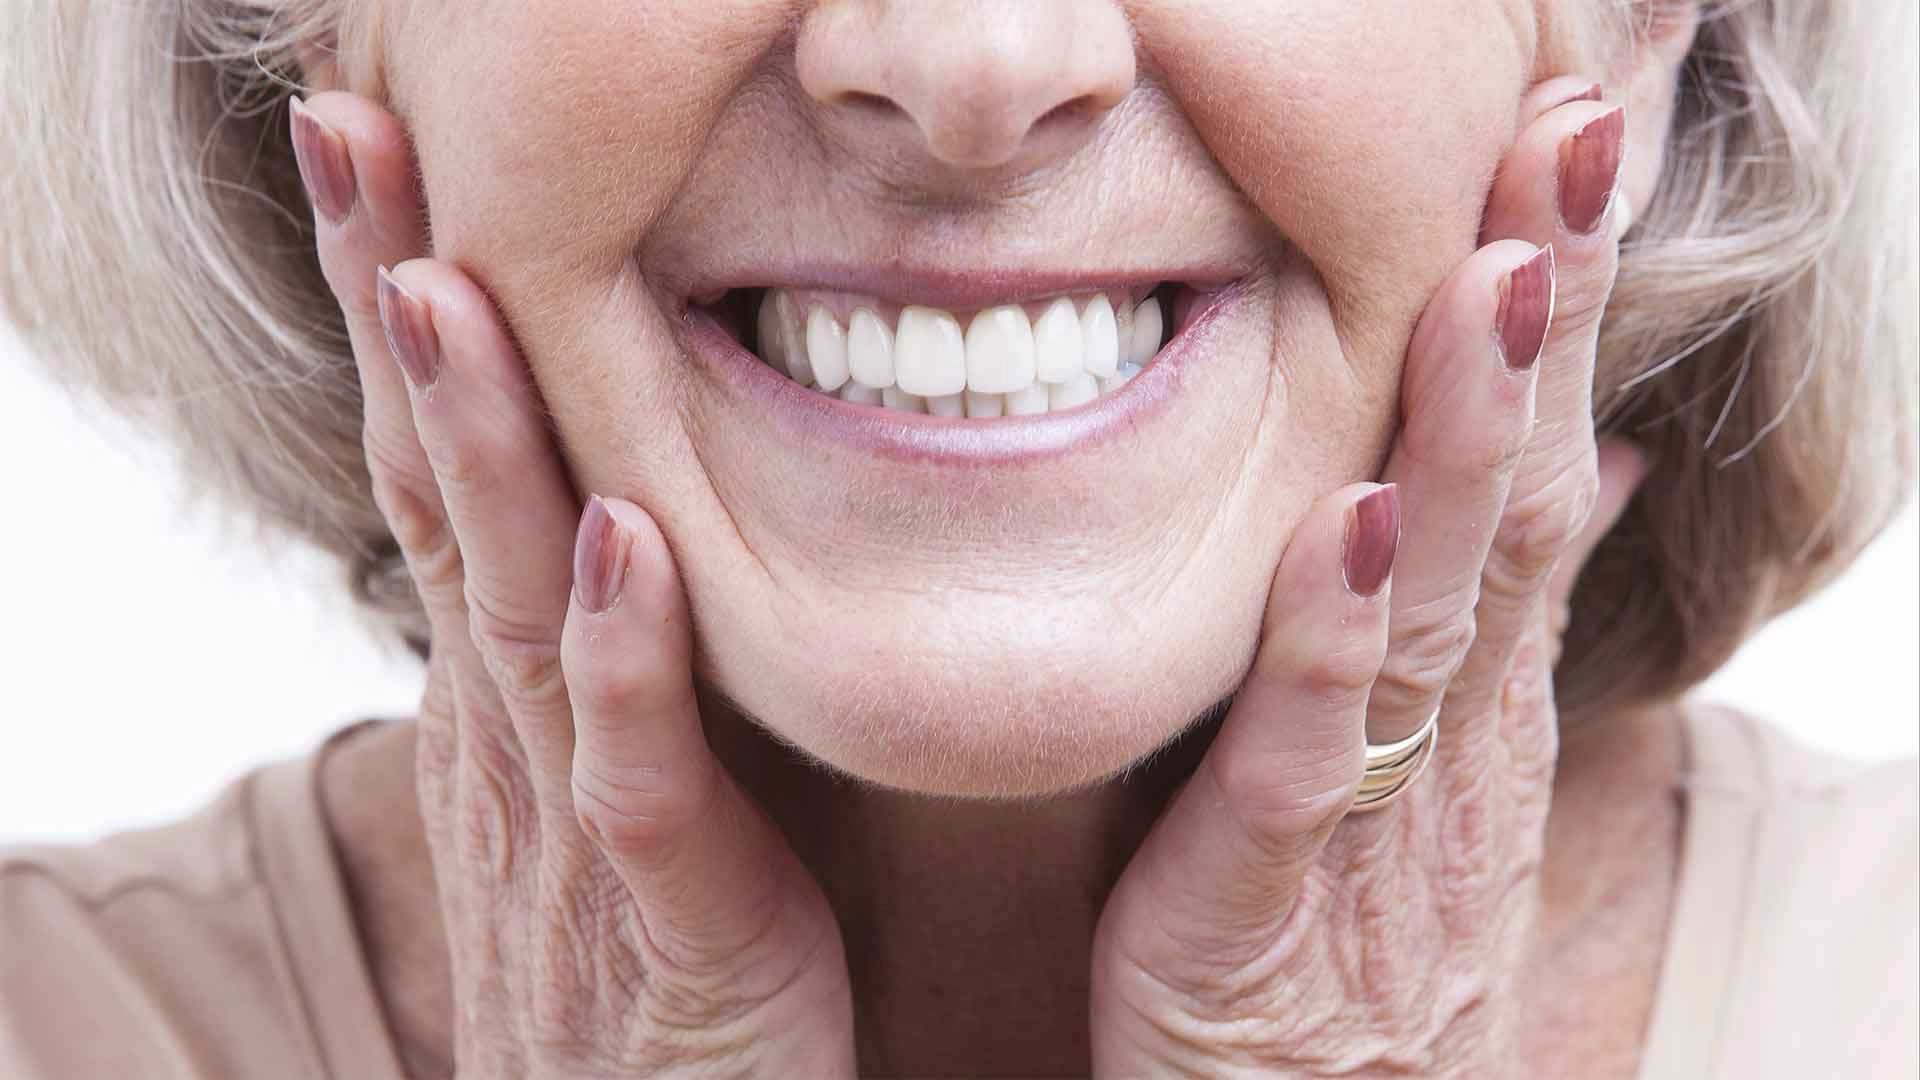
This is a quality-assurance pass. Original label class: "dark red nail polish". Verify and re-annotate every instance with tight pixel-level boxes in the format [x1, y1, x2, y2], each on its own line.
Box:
[1558, 106, 1626, 236]
[376, 267, 441, 388]
[574, 497, 632, 615]
[288, 97, 356, 225]
[1344, 485, 1400, 598]
[1497, 246, 1556, 372]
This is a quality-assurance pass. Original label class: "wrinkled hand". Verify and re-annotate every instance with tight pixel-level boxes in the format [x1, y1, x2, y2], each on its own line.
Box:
[291, 93, 856, 1077]
[1089, 80, 1645, 1077]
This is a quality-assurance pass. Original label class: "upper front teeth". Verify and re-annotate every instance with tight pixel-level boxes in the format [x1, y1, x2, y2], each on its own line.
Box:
[754, 288, 1166, 411]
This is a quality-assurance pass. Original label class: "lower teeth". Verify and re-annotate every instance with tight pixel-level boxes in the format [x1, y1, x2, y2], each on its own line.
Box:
[821, 363, 1146, 416]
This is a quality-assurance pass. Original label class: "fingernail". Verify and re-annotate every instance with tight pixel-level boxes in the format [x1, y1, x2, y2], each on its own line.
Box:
[288, 97, 356, 226]
[1542, 78, 1605, 112]
[1558, 106, 1626, 236]
[1344, 484, 1400, 598]
[574, 497, 632, 615]
[376, 267, 440, 388]
[1497, 245, 1556, 372]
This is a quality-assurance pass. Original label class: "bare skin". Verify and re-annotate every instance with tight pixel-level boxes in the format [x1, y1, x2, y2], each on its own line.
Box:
[322, 699, 1682, 1077]
[283, 2, 1708, 1075]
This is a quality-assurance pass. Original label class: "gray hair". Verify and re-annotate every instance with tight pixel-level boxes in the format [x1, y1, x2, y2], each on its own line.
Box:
[1, 0, 1914, 710]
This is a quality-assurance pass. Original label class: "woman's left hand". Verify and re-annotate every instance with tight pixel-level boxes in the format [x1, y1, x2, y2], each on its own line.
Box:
[1089, 82, 1645, 1077]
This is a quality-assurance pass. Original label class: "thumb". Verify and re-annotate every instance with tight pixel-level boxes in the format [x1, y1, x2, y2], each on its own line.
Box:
[1096, 483, 1395, 975]
[560, 496, 839, 984]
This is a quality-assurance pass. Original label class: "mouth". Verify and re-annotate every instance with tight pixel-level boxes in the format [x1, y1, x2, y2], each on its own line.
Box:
[690, 281, 1211, 418]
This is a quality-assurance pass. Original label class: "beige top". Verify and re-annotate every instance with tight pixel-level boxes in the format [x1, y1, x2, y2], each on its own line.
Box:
[2, 708, 1914, 1079]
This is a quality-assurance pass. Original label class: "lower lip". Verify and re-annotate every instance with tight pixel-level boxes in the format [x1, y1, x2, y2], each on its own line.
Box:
[680, 286, 1242, 466]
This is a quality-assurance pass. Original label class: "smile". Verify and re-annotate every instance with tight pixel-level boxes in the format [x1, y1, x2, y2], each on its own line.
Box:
[692, 282, 1217, 418]
[680, 272, 1242, 465]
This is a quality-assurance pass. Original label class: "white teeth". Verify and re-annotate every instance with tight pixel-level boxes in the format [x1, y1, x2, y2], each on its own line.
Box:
[1129, 296, 1164, 367]
[774, 291, 813, 386]
[1080, 295, 1120, 378]
[805, 305, 850, 392]
[964, 305, 1038, 393]
[1005, 382, 1051, 416]
[926, 392, 966, 417]
[894, 306, 967, 397]
[748, 286, 1174, 418]
[1048, 372, 1100, 411]
[1032, 298, 1085, 385]
[881, 385, 927, 413]
[847, 308, 895, 389]
[964, 390, 1005, 418]
[840, 381, 883, 405]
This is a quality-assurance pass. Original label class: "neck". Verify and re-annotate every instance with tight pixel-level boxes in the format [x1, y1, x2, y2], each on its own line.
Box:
[319, 694, 1682, 1079]
[700, 685, 1217, 1072]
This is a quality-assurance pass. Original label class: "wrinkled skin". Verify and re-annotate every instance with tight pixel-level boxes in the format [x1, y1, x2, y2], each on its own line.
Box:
[292, 1, 1698, 1075]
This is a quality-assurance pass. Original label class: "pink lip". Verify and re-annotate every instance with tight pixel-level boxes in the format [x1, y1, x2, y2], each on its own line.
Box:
[682, 264, 1244, 312]
[680, 282, 1243, 467]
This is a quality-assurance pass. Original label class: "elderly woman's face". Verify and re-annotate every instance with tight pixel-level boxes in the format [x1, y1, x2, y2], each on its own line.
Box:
[377, 0, 1576, 796]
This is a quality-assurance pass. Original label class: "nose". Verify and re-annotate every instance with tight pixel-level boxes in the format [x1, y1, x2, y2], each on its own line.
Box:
[795, 0, 1136, 172]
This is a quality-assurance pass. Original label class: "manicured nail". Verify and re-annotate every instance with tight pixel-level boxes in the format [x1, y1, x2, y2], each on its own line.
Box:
[1558, 106, 1626, 236]
[1497, 245, 1556, 372]
[574, 497, 632, 614]
[1552, 81, 1605, 110]
[376, 267, 440, 388]
[1344, 484, 1400, 598]
[288, 97, 356, 225]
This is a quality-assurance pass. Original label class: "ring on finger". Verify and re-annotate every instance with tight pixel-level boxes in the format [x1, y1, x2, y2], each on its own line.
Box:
[1349, 707, 1440, 814]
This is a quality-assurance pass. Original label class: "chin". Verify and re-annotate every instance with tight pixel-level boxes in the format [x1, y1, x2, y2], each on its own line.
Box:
[696, 591, 1260, 799]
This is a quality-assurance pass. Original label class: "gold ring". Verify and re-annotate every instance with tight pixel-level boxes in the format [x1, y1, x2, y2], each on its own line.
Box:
[1347, 709, 1439, 814]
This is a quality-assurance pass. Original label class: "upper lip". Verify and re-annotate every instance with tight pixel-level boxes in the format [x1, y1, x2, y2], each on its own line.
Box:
[679, 263, 1247, 314]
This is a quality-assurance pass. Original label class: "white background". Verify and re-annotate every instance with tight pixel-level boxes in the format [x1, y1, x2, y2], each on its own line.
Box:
[3, 329, 1915, 844]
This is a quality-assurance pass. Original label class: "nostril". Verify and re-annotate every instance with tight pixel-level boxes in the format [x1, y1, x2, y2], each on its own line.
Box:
[840, 90, 903, 118]
[1033, 95, 1103, 136]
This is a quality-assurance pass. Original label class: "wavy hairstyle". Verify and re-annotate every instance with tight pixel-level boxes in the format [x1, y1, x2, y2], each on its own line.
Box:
[1, 0, 1914, 716]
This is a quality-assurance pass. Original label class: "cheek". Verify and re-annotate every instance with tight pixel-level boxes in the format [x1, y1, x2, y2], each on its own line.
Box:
[395, 0, 785, 288]
[1141, 0, 1527, 357]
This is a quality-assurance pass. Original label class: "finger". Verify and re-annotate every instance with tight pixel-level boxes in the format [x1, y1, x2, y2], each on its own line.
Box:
[1482, 100, 1626, 489]
[1366, 241, 1553, 744]
[1546, 436, 1649, 627]
[1093, 484, 1394, 980]
[1445, 103, 1629, 737]
[290, 92, 428, 500]
[291, 95, 495, 824]
[378, 258, 585, 818]
[564, 497, 845, 988]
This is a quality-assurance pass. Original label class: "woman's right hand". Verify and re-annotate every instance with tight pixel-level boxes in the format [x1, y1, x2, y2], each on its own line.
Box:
[289, 92, 857, 1077]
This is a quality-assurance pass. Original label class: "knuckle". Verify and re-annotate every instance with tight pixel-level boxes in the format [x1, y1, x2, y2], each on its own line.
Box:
[1489, 465, 1599, 591]
[365, 440, 453, 565]
[424, 429, 502, 503]
[566, 635, 689, 723]
[1208, 741, 1362, 851]
[466, 582, 567, 710]
[1375, 603, 1478, 710]
[572, 756, 719, 866]
[1290, 637, 1386, 714]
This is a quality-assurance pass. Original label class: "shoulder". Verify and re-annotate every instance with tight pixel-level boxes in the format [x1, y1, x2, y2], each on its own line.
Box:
[0, 753, 349, 1078]
[1682, 701, 1917, 850]
[1664, 704, 1917, 1078]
